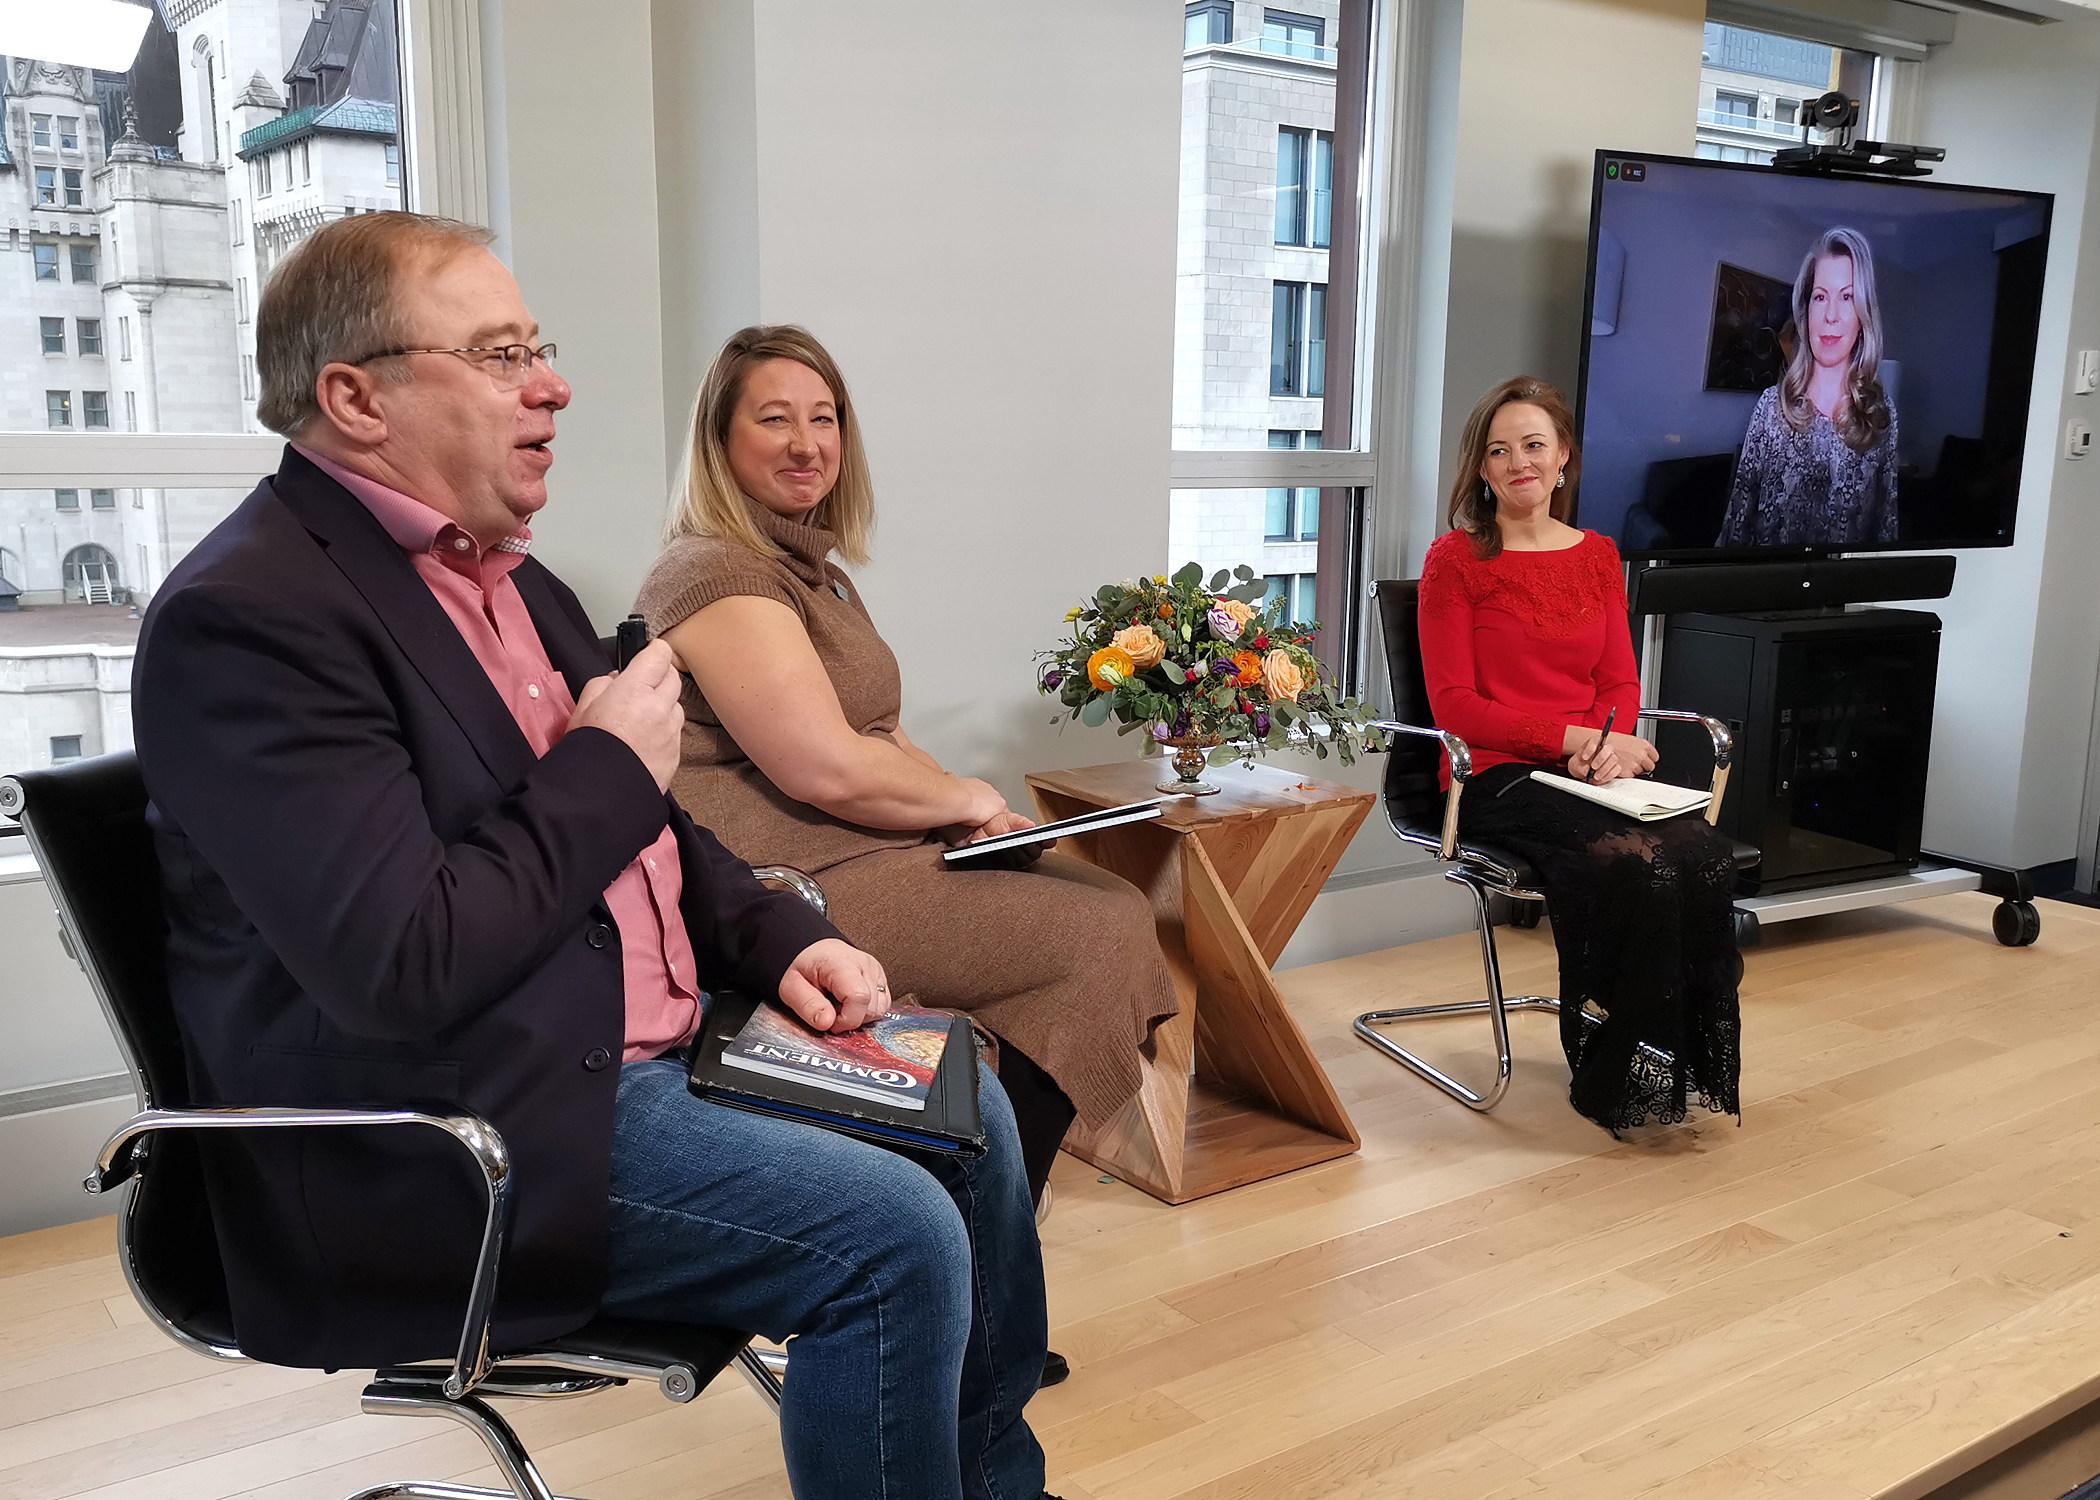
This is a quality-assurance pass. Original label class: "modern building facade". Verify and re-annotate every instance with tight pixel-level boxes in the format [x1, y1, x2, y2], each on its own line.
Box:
[1170, 0, 1342, 623]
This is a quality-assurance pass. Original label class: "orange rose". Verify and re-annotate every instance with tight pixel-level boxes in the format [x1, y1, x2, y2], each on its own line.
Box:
[1157, 603, 1174, 620]
[1262, 649, 1305, 703]
[1231, 650, 1262, 687]
[1219, 598, 1258, 629]
[1112, 623, 1166, 669]
[1087, 645, 1136, 690]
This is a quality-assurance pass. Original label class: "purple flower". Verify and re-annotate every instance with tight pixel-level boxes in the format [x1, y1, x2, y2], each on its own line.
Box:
[1172, 712, 1192, 737]
[1209, 659, 1237, 677]
[1207, 607, 1242, 643]
[1043, 671, 1063, 690]
[1255, 712, 1271, 735]
[1151, 723, 1171, 742]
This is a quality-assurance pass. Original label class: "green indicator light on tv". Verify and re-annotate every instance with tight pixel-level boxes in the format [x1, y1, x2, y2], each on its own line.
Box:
[1605, 161, 1620, 179]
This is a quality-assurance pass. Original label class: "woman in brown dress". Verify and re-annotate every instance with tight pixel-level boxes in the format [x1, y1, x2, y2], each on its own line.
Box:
[635, 325, 1178, 1211]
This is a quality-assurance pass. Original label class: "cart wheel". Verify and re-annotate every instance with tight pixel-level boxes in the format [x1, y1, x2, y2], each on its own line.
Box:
[1992, 899, 2041, 947]
[1510, 901, 1543, 930]
[1733, 910, 1761, 948]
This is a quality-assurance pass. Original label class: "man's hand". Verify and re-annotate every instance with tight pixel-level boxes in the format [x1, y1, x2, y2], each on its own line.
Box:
[969, 810, 1037, 843]
[779, 938, 891, 1034]
[570, 638, 684, 792]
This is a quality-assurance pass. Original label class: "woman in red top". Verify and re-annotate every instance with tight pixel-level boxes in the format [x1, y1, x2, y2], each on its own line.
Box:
[1419, 377, 1741, 1132]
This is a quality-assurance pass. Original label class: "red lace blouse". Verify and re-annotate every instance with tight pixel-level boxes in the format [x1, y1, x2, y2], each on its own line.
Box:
[1416, 527, 1640, 786]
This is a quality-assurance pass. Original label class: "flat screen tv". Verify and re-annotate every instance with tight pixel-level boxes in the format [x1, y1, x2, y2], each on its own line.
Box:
[1574, 151, 2053, 561]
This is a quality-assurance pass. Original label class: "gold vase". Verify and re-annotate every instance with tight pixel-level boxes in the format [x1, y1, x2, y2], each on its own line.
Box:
[1155, 734, 1224, 797]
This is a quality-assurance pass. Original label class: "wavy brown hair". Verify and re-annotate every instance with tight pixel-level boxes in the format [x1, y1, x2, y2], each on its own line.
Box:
[1445, 376, 1580, 559]
[1778, 227, 1890, 454]
[665, 325, 875, 565]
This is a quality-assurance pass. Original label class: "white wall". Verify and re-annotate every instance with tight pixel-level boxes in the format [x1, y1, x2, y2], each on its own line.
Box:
[1911, 10, 2100, 869]
[1429, 0, 1705, 558]
[640, 0, 1184, 807]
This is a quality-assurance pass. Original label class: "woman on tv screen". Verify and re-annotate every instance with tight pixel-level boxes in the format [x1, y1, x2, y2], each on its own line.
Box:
[1716, 226, 1899, 548]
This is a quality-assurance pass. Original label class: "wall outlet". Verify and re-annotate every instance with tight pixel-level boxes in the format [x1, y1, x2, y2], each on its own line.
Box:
[2079, 350, 2100, 395]
[2070, 420, 2094, 461]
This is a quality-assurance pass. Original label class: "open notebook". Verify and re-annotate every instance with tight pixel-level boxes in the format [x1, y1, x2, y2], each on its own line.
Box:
[1527, 771, 1712, 822]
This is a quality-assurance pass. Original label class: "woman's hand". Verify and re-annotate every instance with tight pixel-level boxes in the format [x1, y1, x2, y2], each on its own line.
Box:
[1567, 730, 1659, 784]
[779, 938, 891, 1033]
[968, 810, 1037, 843]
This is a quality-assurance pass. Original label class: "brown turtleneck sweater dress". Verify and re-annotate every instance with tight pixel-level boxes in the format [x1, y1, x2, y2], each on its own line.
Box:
[634, 503, 1179, 1155]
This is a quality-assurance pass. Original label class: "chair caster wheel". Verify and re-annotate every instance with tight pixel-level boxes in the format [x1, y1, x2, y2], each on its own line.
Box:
[1732, 910, 1761, 948]
[1510, 902, 1542, 930]
[1993, 899, 2040, 947]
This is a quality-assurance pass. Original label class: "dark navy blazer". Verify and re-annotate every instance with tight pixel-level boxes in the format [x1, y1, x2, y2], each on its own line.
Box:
[132, 447, 839, 1369]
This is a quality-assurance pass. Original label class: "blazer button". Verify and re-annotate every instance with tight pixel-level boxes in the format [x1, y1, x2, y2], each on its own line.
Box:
[582, 1047, 613, 1073]
[586, 923, 612, 949]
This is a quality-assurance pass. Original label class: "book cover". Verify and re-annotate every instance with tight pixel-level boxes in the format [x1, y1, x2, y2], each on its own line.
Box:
[718, 1002, 955, 1111]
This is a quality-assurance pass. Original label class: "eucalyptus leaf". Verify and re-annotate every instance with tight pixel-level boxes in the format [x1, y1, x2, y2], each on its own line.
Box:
[1208, 569, 1229, 591]
[1207, 746, 1237, 766]
[1160, 660, 1187, 684]
[1227, 582, 1268, 604]
[1172, 561, 1204, 588]
[1080, 695, 1111, 728]
[1233, 564, 1255, 581]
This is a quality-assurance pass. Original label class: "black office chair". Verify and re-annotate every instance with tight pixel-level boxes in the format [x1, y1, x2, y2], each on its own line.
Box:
[0, 752, 826, 1500]
[1358, 579, 1756, 1112]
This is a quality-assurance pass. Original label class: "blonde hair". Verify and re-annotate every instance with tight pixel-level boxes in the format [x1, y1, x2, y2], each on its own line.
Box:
[665, 325, 874, 565]
[1446, 376, 1580, 560]
[1779, 226, 1890, 453]
[255, 211, 494, 436]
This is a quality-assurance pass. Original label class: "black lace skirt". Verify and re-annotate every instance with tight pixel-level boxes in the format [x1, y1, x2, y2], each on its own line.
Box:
[1458, 762, 1743, 1132]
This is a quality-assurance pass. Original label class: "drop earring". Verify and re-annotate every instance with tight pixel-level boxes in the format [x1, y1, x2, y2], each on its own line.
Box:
[1555, 473, 1566, 489]
[1481, 481, 1492, 505]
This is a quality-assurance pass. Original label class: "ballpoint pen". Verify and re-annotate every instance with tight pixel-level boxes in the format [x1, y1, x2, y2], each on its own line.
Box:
[1586, 707, 1618, 784]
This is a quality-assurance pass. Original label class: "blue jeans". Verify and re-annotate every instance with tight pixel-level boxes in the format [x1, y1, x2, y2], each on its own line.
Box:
[602, 1056, 1048, 1500]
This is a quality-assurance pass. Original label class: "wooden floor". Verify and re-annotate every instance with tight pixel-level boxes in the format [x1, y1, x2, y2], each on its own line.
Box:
[4, 891, 2100, 1500]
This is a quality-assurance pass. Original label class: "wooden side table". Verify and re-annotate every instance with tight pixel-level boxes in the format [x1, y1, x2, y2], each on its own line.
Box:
[1026, 758, 1372, 1204]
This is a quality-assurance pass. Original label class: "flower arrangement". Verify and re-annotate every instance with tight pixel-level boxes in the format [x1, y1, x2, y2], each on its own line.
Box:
[1036, 563, 1383, 784]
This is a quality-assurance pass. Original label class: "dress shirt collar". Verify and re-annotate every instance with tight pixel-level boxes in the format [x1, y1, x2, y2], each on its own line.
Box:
[293, 442, 533, 561]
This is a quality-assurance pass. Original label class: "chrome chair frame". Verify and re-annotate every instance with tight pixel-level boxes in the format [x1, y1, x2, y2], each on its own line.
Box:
[1355, 709, 1734, 1112]
[3, 761, 817, 1500]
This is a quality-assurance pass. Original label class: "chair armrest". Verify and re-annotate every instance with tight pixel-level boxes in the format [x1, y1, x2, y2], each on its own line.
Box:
[1635, 709, 1732, 827]
[87, 1106, 510, 1400]
[751, 864, 828, 920]
[1370, 720, 1470, 861]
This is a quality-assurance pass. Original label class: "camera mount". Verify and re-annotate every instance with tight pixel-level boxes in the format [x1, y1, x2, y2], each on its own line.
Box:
[1770, 89, 1945, 178]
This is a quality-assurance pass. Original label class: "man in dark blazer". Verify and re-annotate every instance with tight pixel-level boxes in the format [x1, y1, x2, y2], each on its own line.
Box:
[132, 212, 1050, 1500]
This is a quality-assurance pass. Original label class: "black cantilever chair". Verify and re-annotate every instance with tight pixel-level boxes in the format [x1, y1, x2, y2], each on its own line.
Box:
[1357, 579, 1756, 1112]
[0, 751, 826, 1500]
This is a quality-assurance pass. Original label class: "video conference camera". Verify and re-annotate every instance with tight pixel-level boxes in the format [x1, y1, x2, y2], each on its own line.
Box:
[1772, 89, 1945, 178]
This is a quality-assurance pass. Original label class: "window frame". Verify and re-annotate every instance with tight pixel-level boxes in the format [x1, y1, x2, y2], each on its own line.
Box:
[0, 0, 487, 500]
[32, 243, 58, 280]
[54, 488, 79, 511]
[45, 391, 72, 429]
[70, 244, 97, 284]
[90, 488, 115, 511]
[61, 167, 83, 207]
[1185, 0, 1233, 49]
[50, 736, 83, 764]
[34, 166, 56, 205]
[40, 318, 65, 355]
[56, 116, 80, 151]
[78, 319, 102, 357]
[29, 114, 51, 148]
[82, 392, 110, 430]
[1276, 127, 1310, 247]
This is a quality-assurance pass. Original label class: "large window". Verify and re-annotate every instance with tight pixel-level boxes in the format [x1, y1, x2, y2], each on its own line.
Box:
[1172, 1, 1376, 684]
[1695, 21, 1880, 166]
[1269, 281, 1327, 398]
[0, 0, 418, 793]
[1185, 0, 1233, 48]
[1274, 128, 1334, 248]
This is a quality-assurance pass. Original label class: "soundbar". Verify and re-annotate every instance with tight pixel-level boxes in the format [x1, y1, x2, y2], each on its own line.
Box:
[1628, 555, 1956, 617]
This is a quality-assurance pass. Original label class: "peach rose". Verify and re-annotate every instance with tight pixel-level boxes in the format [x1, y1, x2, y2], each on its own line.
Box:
[1262, 649, 1305, 703]
[1112, 623, 1166, 670]
[1219, 598, 1258, 629]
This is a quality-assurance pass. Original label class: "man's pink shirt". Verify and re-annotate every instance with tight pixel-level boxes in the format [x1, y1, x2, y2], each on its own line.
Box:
[294, 446, 701, 1061]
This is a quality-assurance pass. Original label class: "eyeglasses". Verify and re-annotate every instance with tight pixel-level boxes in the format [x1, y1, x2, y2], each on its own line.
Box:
[350, 342, 558, 388]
